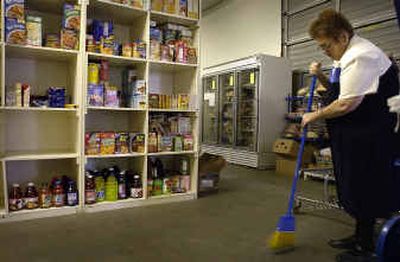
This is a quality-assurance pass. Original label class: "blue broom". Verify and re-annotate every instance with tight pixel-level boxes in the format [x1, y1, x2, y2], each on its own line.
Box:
[268, 75, 318, 252]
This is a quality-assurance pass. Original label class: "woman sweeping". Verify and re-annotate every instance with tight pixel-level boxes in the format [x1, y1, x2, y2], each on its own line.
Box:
[302, 9, 400, 262]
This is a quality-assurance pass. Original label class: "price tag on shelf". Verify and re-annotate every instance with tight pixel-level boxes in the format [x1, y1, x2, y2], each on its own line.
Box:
[229, 75, 234, 86]
[250, 72, 255, 85]
[211, 80, 216, 89]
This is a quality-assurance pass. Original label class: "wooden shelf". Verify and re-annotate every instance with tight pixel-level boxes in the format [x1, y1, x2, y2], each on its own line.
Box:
[87, 106, 146, 112]
[6, 206, 78, 222]
[87, 52, 147, 66]
[150, 11, 199, 26]
[89, 0, 147, 25]
[148, 192, 195, 200]
[149, 60, 198, 72]
[2, 152, 78, 161]
[149, 109, 197, 113]
[148, 151, 196, 156]
[86, 153, 145, 159]
[84, 198, 145, 212]
[5, 44, 78, 62]
[4, 107, 77, 112]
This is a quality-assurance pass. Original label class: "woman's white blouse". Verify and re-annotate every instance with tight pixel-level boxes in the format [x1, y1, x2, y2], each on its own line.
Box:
[335, 34, 392, 100]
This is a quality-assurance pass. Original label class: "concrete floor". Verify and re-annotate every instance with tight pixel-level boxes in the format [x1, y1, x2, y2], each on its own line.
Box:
[0, 165, 354, 262]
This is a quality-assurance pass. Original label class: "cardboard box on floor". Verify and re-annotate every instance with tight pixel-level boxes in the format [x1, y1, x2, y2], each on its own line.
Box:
[272, 138, 316, 176]
[198, 153, 227, 196]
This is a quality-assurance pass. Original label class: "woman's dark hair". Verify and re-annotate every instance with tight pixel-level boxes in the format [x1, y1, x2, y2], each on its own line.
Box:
[309, 8, 354, 40]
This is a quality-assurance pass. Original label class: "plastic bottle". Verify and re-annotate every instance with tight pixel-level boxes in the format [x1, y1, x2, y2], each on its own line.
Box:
[25, 182, 39, 209]
[52, 180, 65, 207]
[105, 170, 118, 201]
[39, 183, 52, 208]
[118, 170, 127, 200]
[95, 171, 105, 202]
[9, 184, 24, 211]
[85, 172, 96, 205]
[66, 181, 78, 206]
[153, 158, 163, 196]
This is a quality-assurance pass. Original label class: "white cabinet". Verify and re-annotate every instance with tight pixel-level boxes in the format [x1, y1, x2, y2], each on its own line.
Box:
[0, 0, 201, 221]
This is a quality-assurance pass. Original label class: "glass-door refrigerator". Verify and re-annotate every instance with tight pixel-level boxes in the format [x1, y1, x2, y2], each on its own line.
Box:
[236, 68, 259, 151]
[219, 72, 236, 146]
[202, 76, 219, 144]
[202, 55, 291, 169]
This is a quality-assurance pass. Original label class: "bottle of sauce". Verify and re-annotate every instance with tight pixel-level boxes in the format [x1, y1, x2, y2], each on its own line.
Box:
[9, 184, 24, 211]
[66, 181, 78, 206]
[25, 182, 39, 209]
[52, 180, 65, 207]
[118, 170, 127, 200]
[39, 183, 52, 208]
[85, 172, 96, 205]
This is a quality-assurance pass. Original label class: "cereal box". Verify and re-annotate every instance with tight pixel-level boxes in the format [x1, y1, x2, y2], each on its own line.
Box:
[5, 0, 25, 20]
[5, 17, 26, 45]
[183, 134, 193, 151]
[88, 84, 104, 106]
[160, 136, 173, 152]
[100, 132, 116, 155]
[63, 4, 81, 31]
[130, 133, 145, 153]
[85, 132, 101, 155]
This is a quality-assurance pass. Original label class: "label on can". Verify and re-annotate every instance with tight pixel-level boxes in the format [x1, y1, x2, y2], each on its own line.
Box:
[67, 192, 78, 206]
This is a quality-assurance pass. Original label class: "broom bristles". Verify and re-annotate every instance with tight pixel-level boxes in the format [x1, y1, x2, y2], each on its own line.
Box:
[268, 231, 295, 252]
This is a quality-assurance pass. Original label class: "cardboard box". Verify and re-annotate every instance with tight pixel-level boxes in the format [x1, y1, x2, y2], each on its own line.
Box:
[273, 138, 298, 157]
[272, 138, 316, 163]
[276, 157, 309, 177]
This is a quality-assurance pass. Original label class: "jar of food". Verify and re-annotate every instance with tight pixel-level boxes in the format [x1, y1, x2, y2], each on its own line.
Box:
[130, 174, 143, 198]
[9, 184, 24, 211]
[39, 183, 52, 208]
[25, 182, 39, 209]
[85, 172, 96, 205]
[52, 180, 65, 207]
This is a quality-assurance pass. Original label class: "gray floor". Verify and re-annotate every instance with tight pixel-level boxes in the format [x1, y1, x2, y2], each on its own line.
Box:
[0, 165, 354, 262]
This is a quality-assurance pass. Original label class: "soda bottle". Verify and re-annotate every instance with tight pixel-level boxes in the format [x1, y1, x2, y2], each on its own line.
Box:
[52, 180, 65, 207]
[85, 172, 96, 205]
[39, 183, 52, 208]
[66, 181, 78, 206]
[118, 170, 127, 199]
[95, 171, 105, 202]
[105, 170, 118, 201]
[25, 182, 39, 209]
[9, 184, 23, 211]
[180, 157, 191, 193]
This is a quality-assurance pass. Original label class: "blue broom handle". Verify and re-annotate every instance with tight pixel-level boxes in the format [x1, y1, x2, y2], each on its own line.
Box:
[287, 75, 318, 215]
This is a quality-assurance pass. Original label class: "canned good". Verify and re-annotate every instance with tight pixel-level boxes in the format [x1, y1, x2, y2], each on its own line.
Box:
[88, 63, 99, 85]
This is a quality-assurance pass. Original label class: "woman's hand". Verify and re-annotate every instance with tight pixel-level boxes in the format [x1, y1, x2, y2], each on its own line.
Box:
[301, 112, 319, 127]
[309, 62, 322, 75]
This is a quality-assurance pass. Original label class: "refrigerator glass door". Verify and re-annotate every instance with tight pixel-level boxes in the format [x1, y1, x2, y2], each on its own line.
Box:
[219, 72, 236, 146]
[236, 68, 259, 151]
[202, 76, 219, 144]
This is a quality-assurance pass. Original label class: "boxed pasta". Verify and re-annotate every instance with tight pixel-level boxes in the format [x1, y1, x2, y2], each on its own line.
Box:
[85, 132, 101, 155]
[100, 132, 116, 155]
[26, 16, 42, 46]
[115, 132, 130, 154]
[5, 0, 25, 20]
[188, 0, 199, 19]
[61, 29, 78, 50]
[5, 17, 26, 45]
[63, 4, 80, 31]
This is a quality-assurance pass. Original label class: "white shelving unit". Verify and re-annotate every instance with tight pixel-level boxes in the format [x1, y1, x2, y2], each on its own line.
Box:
[0, 0, 200, 221]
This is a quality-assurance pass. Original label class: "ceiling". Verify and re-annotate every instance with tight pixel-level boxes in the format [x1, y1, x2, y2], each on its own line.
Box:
[202, 0, 224, 11]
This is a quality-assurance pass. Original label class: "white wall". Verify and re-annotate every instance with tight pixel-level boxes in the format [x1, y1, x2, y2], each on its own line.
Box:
[200, 0, 282, 68]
